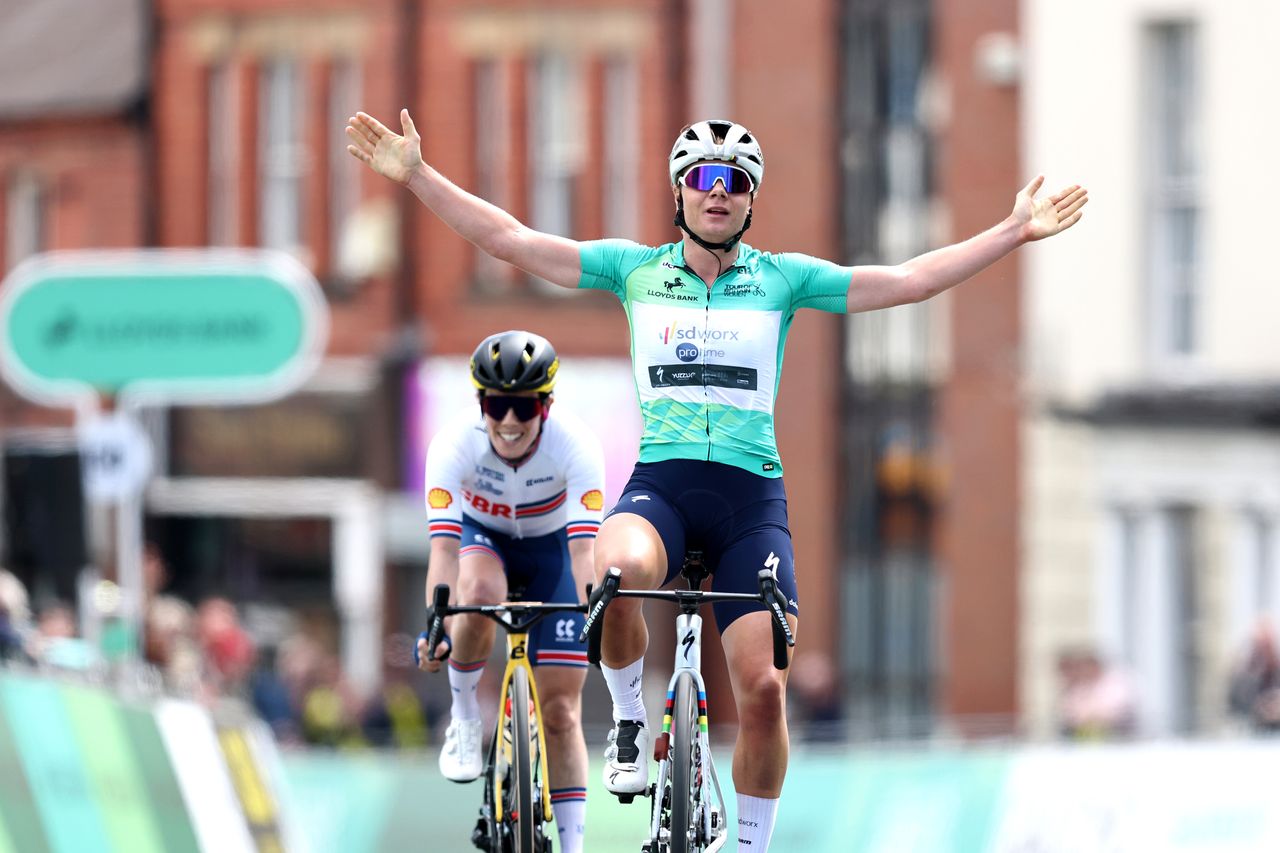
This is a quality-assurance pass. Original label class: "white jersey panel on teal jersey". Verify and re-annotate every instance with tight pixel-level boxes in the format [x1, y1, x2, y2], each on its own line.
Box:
[579, 239, 849, 477]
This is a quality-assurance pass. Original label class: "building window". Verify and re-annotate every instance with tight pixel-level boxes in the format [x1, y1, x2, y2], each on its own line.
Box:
[602, 56, 639, 239]
[258, 58, 307, 259]
[1145, 22, 1201, 364]
[1103, 504, 1199, 735]
[842, 0, 936, 386]
[5, 171, 45, 271]
[474, 58, 514, 292]
[328, 58, 362, 279]
[207, 61, 239, 246]
[528, 52, 583, 292]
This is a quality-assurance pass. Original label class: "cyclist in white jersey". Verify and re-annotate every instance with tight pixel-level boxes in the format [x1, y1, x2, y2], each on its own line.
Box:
[350, 110, 1086, 852]
[416, 330, 605, 853]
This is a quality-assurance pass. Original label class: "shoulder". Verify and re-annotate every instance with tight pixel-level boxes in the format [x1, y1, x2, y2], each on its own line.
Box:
[542, 408, 600, 450]
[428, 411, 485, 455]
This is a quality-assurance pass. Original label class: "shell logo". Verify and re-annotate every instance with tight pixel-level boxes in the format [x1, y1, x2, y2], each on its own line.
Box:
[580, 490, 604, 511]
[428, 488, 454, 509]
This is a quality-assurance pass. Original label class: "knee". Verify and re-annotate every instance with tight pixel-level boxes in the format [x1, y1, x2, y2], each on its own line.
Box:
[736, 672, 788, 730]
[539, 691, 581, 739]
[457, 571, 504, 605]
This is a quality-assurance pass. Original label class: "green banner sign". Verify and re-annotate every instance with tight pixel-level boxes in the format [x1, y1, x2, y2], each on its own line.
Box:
[0, 250, 327, 405]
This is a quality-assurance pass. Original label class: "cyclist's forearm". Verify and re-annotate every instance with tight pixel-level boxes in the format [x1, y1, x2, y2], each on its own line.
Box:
[568, 539, 595, 603]
[405, 163, 527, 263]
[425, 538, 462, 622]
[900, 215, 1024, 301]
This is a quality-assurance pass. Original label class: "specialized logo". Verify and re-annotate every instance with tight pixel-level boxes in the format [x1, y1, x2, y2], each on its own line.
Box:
[676, 342, 698, 362]
[681, 630, 695, 662]
[427, 488, 453, 509]
[649, 364, 758, 390]
[764, 551, 781, 578]
[580, 489, 604, 511]
[556, 619, 576, 641]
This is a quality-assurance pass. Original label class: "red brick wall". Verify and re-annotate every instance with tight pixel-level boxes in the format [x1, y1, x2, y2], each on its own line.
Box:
[934, 0, 1022, 728]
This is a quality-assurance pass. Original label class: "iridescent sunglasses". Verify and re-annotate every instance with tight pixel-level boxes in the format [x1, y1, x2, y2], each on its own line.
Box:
[678, 163, 756, 194]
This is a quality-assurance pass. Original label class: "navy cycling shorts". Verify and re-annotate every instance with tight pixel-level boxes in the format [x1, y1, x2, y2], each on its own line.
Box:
[460, 517, 588, 668]
[605, 459, 799, 632]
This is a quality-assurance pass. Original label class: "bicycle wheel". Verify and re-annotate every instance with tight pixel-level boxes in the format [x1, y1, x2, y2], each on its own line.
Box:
[669, 671, 701, 853]
[507, 667, 538, 852]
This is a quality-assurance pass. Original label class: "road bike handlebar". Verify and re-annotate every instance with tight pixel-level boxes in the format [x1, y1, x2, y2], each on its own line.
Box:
[424, 583, 590, 663]
[579, 567, 795, 670]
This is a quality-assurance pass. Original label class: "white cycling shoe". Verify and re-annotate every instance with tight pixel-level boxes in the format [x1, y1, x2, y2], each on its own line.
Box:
[439, 718, 484, 783]
[603, 719, 650, 796]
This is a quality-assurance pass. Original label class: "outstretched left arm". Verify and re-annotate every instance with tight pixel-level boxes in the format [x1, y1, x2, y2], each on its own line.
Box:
[844, 176, 1088, 314]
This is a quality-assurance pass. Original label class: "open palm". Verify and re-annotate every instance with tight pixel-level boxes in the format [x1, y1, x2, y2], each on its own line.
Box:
[1014, 175, 1089, 242]
[346, 109, 422, 185]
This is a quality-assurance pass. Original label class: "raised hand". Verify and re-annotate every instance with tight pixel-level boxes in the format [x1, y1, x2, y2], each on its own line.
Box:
[1013, 175, 1089, 242]
[346, 109, 422, 185]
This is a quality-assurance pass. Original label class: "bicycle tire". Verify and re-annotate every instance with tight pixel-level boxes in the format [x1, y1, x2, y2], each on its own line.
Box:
[509, 667, 538, 853]
[669, 671, 701, 853]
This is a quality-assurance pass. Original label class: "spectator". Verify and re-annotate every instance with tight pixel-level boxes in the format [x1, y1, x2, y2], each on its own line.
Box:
[1056, 647, 1135, 740]
[1228, 617, 1280, 733]
[788, 651, 845, 744]
[144, 595, 202, 695]
[196, 596, 256, 699]
[0, 568, 31, 662]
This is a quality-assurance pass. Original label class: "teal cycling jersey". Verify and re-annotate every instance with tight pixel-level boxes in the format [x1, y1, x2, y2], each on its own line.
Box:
[578, 239, 849, 477]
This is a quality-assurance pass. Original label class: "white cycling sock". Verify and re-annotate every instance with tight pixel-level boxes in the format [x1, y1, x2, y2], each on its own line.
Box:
[447, 658, 485, 721]
[601, 658, 648, 723]
[551, 790, 586, 853]
[736, 794, 778, 851]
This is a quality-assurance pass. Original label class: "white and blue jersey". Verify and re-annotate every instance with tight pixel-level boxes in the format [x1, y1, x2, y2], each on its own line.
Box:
[424, 408, 605, 667]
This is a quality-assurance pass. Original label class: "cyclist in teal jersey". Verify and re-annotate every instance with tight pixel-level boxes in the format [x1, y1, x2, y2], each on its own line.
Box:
[347, 109, 1087, 851]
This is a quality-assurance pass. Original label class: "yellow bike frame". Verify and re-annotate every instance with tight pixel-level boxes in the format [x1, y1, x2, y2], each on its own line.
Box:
[493, 630, 554, 823]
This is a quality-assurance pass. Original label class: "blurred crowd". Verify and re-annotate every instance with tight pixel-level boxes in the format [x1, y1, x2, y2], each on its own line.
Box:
[0, 553, 439, 751]
[8, 553, 1280, 746]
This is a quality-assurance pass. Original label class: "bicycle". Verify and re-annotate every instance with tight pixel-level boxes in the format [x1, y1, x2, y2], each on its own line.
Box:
[425, 585, 589, 852]
[579, 551, 795, 853]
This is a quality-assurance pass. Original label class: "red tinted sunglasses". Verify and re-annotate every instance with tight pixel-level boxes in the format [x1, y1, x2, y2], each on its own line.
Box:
[679, 163, 755, 194]
[480, 395, 544, 421]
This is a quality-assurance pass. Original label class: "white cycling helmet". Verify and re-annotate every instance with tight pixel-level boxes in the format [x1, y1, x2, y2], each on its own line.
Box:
[668, 120, 764, 191]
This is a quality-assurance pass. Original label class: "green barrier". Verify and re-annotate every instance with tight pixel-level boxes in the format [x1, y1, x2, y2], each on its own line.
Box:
[118, 706, 201, 853]
[0, 674, 112, 853]
[0, 689, 47, 853]
[62, 682, 167, 853]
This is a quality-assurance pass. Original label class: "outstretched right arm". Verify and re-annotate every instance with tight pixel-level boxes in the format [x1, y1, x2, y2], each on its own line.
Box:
[346, 109, 582, 289]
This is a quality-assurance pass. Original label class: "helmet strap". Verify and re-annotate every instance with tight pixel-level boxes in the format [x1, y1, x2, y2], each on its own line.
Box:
[674, 194, 752, 255]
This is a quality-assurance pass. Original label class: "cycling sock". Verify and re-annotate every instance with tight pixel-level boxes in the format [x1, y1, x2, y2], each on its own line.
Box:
[736, 794, 778, 850]
[447, 658, 485, 720]
[550, 789, 586, 853]
[601, 658, 648, 723]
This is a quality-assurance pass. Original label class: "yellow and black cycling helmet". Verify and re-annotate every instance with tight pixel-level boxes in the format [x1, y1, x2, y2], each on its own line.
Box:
[469, 330, 559, 394]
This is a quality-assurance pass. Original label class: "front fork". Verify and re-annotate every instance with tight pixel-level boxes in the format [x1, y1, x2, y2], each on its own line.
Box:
[648, 613, 727, 852]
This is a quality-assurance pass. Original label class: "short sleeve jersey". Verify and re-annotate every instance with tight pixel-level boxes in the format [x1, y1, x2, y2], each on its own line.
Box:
[578, 240, 849, 477]
[424, 408, 606, 541]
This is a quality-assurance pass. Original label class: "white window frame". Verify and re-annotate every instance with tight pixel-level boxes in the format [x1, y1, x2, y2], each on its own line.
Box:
[1144, 21, 1202, 369]
[207, 61, 240, 247]
[258, 58, 307, 259]
[474, 57, 514, 290]
[5, 171, 45, 271]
